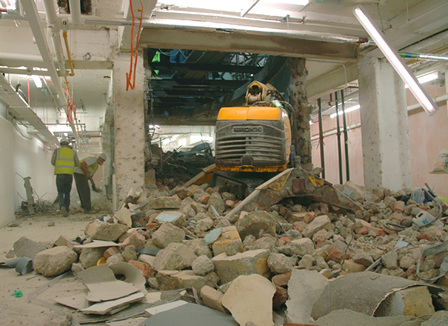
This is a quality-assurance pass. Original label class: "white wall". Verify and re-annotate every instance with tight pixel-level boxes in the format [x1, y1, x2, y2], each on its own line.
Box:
[0, 116, 57, 226]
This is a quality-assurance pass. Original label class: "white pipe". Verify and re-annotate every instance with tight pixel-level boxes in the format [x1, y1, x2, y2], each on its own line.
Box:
[43, 0, 67, 76]
[69, 0, 82, 26]
[407, 93, 448, 112]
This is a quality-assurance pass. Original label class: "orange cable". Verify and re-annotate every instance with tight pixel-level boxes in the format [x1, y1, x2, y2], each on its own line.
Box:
[126, 0, 144, 91]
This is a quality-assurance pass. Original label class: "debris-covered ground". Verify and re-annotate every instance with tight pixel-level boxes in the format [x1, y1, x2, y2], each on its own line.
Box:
[2, 179, 448, 326]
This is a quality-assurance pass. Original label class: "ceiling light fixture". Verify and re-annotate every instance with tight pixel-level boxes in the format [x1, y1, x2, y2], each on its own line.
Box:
[405, 72, 441, 88]
[330, 104, 360, 118]
[31, 75, 42, 88]
[353, 5, 439, 116]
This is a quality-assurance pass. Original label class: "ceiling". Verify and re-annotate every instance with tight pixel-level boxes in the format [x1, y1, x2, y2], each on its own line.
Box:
[0, 0, 447, 147]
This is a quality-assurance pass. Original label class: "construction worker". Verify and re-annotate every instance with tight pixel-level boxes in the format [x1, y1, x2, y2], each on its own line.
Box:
[51, 138, 80, 216]
[74, 153, 107, 213]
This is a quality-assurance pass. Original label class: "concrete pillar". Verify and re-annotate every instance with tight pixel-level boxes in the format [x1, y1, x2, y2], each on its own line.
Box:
[113, 52, 145, 204]
[288, 57, 311, 169]
[101, 122, 113, 200]
[358, 56, 412, 190]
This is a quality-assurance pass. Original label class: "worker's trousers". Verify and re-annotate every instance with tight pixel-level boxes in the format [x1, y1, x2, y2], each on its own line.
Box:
[56, 174, 73, 211]
[74, 173, 91, 212]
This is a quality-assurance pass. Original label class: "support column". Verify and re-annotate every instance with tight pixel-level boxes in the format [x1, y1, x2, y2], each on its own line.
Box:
[113, 52, 145, 204]
[358, 56, 412, 190]
[288, 57, 311, 169]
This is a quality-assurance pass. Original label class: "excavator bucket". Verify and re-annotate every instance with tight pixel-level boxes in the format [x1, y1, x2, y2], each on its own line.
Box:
[255, 167, 364, 212]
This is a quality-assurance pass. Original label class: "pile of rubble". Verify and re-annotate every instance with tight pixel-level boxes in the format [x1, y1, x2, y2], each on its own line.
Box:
[5, 180, 448, 325]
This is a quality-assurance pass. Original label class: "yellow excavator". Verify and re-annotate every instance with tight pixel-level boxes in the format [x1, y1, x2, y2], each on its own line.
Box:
[183, 81, 363, 217]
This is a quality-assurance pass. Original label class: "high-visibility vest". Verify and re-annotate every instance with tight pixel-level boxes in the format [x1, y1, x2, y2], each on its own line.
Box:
[54, 147, 75, 175]
[80, 157, 99, 177]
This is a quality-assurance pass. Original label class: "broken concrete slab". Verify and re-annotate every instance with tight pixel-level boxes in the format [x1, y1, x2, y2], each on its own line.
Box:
[278, 238, 315, 256]
[154, 242, 197, 271]
[222, 274, 276, 326]
[82, 292, 145, 315]
[285, 270, 328, 324]
[156, 270, 215, 292]
[85, 221, 129, 241]
[54, 293, 90, 310]
[212, 249, 270, 284]
[13, 236, 47, 259]
[77, 264, 141, 302]
[140, 302, 238, 326]
[33, 246, 77, 277]
[152, 223, 185, 249]
[145, 300, 189, 316]
[115, 207, 133, 227]
[311, 272, 442, 320]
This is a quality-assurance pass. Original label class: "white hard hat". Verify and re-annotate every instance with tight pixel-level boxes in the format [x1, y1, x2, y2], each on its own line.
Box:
[60, 138, 69, 146]
[98, 153, 107, 161]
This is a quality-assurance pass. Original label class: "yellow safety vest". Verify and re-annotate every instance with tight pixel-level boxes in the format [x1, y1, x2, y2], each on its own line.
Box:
[54, 147, 75, 175]
[80, 157, 99, 177]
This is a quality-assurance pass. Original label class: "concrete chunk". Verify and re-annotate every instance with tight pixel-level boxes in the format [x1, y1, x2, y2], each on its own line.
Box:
[302, 215, 332, 238]
[156, 270, 214, 292]
[84, 221, 129, 241]
[34, 246, 77, 277]
[278, 238, 315, 256]
[147, 196, 181, 210]
[152, 223, 185, 249]
[192, 255, 215, 276]
[212, 226, 243, 257]
[235, 211, 276, 241]
[267, 253, 296, 274]
[212, 249, 270, 284]
[13, 236, 47, 259]
[154, 242, 197, 271]
[376, 286, 435, 317]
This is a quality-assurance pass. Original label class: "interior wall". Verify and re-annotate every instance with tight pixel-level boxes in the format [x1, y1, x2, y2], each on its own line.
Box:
[0, 116, 57, 226]
[311, 85, 448, 198]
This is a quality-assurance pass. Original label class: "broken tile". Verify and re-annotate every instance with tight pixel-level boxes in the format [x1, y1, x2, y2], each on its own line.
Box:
[222, 274, 276, 326]
[145, 300, 189, 316]
[82, 292, 144, 315]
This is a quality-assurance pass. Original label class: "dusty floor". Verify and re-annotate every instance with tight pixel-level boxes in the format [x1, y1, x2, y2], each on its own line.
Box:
[0, 212, 115, 326]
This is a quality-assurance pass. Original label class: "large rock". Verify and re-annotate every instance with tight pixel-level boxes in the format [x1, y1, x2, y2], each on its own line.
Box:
[152, 223, 185, 248]
[208, 192, 225, 215]
[147, 196, 181, 209]
[13, 236, 48, 259]
[212, 249, 270, 284]
[222, 274, 276, 326]
[342, 181, 365, 203]
[302, 215, 332, 238]
[154, 242, 197, 271]
[235, 211, 276, 241]
[84, 221, 129, 241]
[34, 246, 77, 277]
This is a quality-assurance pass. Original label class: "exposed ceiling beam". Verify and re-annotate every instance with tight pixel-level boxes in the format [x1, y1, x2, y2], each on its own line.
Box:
[149, 62, 264, 74]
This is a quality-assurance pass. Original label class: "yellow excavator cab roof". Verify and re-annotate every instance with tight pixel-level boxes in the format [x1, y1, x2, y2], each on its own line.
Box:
[217, 106, 282, 121]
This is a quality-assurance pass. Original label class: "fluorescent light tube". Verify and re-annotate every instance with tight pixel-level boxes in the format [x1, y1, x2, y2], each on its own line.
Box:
[330, 104, 360, 118]
[32, 75, 42, 88]
[353, 5, 439, 116]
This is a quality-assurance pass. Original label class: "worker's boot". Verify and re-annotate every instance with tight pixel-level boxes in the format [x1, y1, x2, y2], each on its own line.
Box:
[61, 207, 69, 217]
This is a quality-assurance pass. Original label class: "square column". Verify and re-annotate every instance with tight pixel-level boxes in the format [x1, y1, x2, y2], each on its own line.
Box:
[358, 56, 412, 190]
[113, 52, 145, 204]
